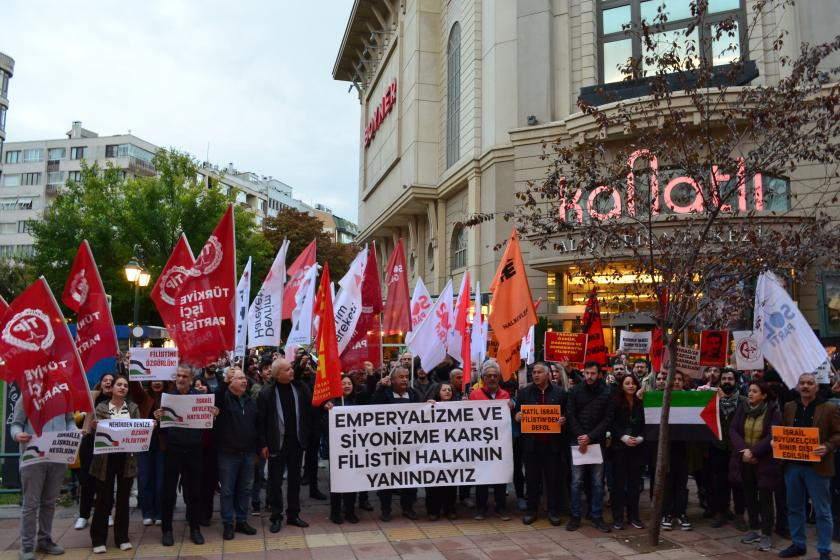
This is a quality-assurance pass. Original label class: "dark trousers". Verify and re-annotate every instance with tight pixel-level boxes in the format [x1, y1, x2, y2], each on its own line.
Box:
[267, 438, 303, 521]
[476, 484, 506, 513]
[663, 444, 689, 517]
[426, 486, 456, 516]
[611, 447, 645, 523]
[330, 492, 356, 516]
[742, 463, 774, 535]
[78, 434, 95, 519]
[513, 437, 525, 500]
[90, 454, 131, 547]
[162, 449, 203, 531]
[524, 446, 561, 514]
[303, 423, 321, 488]
[709, 446, 745, 515]
[378, 488, 416, 514]
[252, 457, 267, 508]
[200, 444, 218, 522]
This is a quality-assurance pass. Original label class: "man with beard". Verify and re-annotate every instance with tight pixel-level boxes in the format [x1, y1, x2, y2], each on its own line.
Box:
[707, 369, 746, 528]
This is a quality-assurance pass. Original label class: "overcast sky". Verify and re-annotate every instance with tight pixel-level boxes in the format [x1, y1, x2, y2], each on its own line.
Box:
[3, 0, 361, 221]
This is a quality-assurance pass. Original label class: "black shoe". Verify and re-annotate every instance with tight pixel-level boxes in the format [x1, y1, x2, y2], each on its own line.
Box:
[287, 516, 309, 528]
[301, 476, 310, 486]
[566, 517, 581, 531]
[190, 529, 204, 545]
[199, 519, 211, 527]
[523, 514, 537, 525]
[778, 545, 807, 558]
[345, 512, 359, 524]
[403, 509, 418, 520]
[161, 531, 174, 547]
[711, 514, 727, 528]
[613, 521, 625, 530]
[223, 524, 234, 540]
[380, 511, 392, 522]
[593, 518, 612, 533]
[309, 489, 327, 500]
[269, 519, 282, 533]
[329, 513, 343, 524]
[235, 522, 257, 535]
[548, 513, 562, 526]
[359, 500, 374, 512]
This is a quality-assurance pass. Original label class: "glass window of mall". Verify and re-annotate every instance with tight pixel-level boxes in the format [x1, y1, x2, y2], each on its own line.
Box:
[446, 23, 461, 168]
[598, 0, 745, 84]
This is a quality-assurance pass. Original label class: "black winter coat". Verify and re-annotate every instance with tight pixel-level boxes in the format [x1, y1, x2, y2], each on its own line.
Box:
[515, 382, 567, 451]
[214, 384, 259, 454]
[567, 380, 612, 444]
[608, 395, 645, 451]
[257, 380, 313, 454]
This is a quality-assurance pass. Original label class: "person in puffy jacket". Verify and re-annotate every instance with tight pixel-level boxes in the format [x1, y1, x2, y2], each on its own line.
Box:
[608, 373, 646, 530]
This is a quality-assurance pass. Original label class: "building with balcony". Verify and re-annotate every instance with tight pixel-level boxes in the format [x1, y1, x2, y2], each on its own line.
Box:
[335, 0, 840, 348]
[312, 204, 359, 244]
[0, 52, 13, 170]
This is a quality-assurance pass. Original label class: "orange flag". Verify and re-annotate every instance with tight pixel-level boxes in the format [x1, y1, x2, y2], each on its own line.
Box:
[312, 263, 342, 406]
[488, 229, 537, 352]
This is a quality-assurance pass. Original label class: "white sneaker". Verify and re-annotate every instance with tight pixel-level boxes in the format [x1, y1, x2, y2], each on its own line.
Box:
[108, 516, 114, 527]
[143, 519, 153, 526]
[119, 543, 132, 551]
[74, 517, 88, 530]
[92, 546, 106, 554]
[154, 519, 162, 526]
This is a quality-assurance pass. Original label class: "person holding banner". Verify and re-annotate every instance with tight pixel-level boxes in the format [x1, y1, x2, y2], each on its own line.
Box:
[425, 382, 459, 521]
[776, 373, 840, 560]
[324, 375, 360, 525]
[88, 375, 139, 554]
[75, 373, 114, 531]
[11, 392, 76, 560]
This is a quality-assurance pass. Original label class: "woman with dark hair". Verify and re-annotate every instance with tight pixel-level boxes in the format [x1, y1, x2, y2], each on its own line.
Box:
[608, 373, 646, 529]
[89, 375, 140, 553]
[729, 381, 782, 552]
[192, 377, 208, 393]
[75, 372, 115, 531]
[326, 374, 360, 524]
[426, 383, 458, 520]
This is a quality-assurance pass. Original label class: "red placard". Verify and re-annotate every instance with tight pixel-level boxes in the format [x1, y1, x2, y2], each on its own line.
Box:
[700, 330, 729, 367]
[544, 332, 588, 363]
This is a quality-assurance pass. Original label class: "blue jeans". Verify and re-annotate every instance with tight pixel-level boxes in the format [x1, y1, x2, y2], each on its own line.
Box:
[786, 463, 833, 553]
[137, 448, 165, 520]
[218, 451, 256, 524]
[571, 463, 604, 519]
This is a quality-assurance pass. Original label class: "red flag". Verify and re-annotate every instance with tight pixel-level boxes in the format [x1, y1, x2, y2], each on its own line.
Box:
[581, 290, 608, 366]
[0, 278, 93, 435]
[340, 244, 383, 371]
[61, 241, 119, 371]
[489, 230, 537, 350]
[382, 239, 410, 336]
[451, 270, 471, 385]
[283, 240, 317, 320]
[650, 327, 665, 373]
[312, 263, 342, 405]
[173, 206, 237, 367]
[0, 295, 8, 378]
[151, 233, 195, 341]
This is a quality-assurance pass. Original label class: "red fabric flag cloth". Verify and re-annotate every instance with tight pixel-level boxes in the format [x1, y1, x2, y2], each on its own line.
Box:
[489, 230, 537, 351]
[151, 233, 195, 341]
[340, 244, 383, 371]
[0, 278, 93, 435]
[582, 290, 608, 366]
[650, 327, 665, 373]
[61, 240, 119, 371]
[173, 206, 237, 367]
[0, 295, 9, 378]
[450, 270, 471, 379]
[283, 240, 317, 320]
[382, 239, 410, 336]
[312, 263, 343, 405]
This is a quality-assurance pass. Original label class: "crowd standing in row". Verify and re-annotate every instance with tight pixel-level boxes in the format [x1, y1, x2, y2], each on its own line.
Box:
[10, 348, 840, 560]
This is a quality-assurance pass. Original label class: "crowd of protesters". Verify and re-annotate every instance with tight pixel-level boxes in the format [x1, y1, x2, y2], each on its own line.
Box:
[10, 347, 840, 560]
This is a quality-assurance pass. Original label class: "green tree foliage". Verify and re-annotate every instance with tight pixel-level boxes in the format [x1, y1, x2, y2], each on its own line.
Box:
[28, 150, 272, 326]
[0, 259, 30, 303]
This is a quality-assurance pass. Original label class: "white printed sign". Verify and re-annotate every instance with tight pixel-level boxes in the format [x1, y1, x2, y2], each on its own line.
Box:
[159, 393, 215, 429]
[329, 400, 513, 493]
[128, 347, 179, 381]
[20, 430, 82, 468]
[619, 330, 652, 354]
[732, 331, 764, 370]
[93, 419, 155, 454]
[662, 346, 702, 378]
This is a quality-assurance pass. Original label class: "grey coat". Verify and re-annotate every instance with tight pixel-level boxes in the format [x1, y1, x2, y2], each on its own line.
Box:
[9, 398, 76, 455]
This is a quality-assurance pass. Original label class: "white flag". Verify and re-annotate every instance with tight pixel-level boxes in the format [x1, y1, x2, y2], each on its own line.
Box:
[248, 240, 289, 348]
[407, 280, 453, 371]
[334, 246, 368, 354]
[284, 264, 319, 359]
[754, 271, 828, 389]
[406, 277, 433, 344]
[470, 281, 486, 367]
[520, 325, 535, 365]
[732, 330, 764, 370]
[447, 271, 470, 362]
[233, 257, 252, 359]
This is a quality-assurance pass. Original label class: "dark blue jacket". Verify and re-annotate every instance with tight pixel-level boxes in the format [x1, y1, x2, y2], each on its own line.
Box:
[215, 384, 258, 454]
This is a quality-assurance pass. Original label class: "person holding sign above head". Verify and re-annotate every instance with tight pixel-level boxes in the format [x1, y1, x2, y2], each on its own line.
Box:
[88, 375, 139, 554]
[514, 362, 567, 526]
[775, 373, 840, 560]
[607, 373, 646, 530]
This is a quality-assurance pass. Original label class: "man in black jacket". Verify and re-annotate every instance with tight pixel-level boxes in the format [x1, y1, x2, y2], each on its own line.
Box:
[566, 361, 612, 533]
[514, 362, 567, 526]
[215, 366, 259, 540]
[257, 358, 313, 533]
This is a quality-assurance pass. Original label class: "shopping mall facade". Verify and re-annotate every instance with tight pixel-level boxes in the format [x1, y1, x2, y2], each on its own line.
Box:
[333, 0, 840, 350]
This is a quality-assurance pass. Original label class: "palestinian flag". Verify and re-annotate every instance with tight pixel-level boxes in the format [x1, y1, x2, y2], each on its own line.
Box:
[643, 390, 720, 441]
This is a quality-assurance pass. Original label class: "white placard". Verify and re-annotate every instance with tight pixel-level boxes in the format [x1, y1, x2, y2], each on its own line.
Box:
[619, 330, 652, 354]
[329, 400, 513, 493]
[571, 443, 603, 466]
[128, 347, 179, 381]
[159, 393, 215, 429]
[732, 331, 764, 370]
[662, 346, 702, 378]
[20, 430, 82, 468]
[94, 419, 155, 454]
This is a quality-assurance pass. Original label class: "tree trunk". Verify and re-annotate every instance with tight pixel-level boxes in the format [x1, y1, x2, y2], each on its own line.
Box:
[648, 336, 678, 546]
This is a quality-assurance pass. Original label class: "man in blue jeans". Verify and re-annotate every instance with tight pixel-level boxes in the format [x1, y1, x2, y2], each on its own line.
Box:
[566, 361, 612, 532]
[216, 367, 259, 540]
[777, 372, 840, 560]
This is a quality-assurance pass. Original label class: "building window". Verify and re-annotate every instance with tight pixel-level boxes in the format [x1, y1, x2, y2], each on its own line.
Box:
[5, 150, 20, 164]
[0, 71, 8, 98]
[2, 174, 20, 187]
[22, 172, 41, 186]
[0, 197, 35, 211]
[47, 171, 64, 185]
[0, 245, 35, 258]
[47, 148, 66, 161]
[0, 222, 15, 234]
[17, 220, 31, 234]
[446, 22, 461, 168]
[67, 171, 83, 183]
[70, 146, 86, 160]
[23, 149, 43, 163]
[598, 0, 745, 84]
[0, 106, 6, 132]
[451, 225, 467, 270]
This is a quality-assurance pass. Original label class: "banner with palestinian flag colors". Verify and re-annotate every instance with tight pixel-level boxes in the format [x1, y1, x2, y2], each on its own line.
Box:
[643, 390, 720, 441]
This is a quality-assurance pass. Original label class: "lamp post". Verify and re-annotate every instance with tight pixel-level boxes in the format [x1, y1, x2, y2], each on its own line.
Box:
[124, 245, 150, 347]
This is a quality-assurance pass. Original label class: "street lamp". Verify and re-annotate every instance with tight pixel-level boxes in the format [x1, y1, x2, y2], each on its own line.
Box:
[124, 245, 149, 346]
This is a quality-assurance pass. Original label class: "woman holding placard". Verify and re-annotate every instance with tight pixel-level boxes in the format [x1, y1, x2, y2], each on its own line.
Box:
[426, 383, 458, 521]
[325, 374, 360, 525]
[89, 375, 141, 554]
[729, 381, 782, 552]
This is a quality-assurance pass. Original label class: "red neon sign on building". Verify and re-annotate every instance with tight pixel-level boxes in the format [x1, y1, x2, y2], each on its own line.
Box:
[364, 78, 397, 148]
